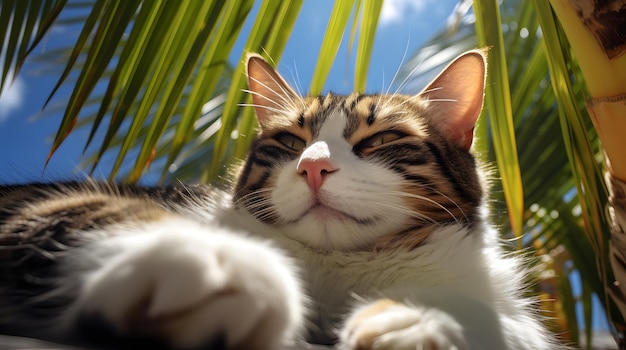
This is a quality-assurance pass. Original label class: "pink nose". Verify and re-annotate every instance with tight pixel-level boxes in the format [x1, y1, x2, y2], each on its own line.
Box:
[297, 158, 337, 192]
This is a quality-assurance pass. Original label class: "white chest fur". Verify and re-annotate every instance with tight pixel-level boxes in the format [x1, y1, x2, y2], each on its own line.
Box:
[187, 197, 552, 349]
[217, 207, 497, 321]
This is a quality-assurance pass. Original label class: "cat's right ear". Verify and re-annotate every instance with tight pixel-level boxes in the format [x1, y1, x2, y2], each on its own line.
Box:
[418, 49, 487, 151]
[246, 53, 299, 130]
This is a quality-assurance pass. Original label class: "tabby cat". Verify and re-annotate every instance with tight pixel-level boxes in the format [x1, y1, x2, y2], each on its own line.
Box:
[0, 50, 562, 349]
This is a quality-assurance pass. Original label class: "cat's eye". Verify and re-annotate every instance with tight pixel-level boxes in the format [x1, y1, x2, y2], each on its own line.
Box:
[275, 133, 306, 151]
[357, 131, 406, 150]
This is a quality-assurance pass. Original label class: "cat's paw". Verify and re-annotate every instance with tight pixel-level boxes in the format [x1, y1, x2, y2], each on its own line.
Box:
[340, 299, 469, 350]
[68, 219, 304, 349]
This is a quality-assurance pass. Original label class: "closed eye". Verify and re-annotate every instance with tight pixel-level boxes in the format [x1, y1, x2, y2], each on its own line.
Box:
[275, 133, 306, 151]
[355, 131, 406, 152]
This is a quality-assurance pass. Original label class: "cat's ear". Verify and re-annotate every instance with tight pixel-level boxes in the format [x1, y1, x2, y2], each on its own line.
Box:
[418, 49, 487, 151]
[246, 53, 299, 130]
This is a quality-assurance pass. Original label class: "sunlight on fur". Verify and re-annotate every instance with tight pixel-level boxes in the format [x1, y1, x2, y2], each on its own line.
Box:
[0, 50, 566, 349]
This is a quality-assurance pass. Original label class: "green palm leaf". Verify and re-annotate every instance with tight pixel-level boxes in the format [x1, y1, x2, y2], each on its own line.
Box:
[3, 0, 384, 184]
[0, 0, 66, 94]
[473, 0, 524, 240]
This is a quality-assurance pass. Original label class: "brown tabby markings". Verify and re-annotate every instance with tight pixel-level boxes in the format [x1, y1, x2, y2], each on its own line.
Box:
[234, 89, 483, 251]
[0, 183, 216, 263]
[0, 182, 218, 338]
[0, 185, 165, 253]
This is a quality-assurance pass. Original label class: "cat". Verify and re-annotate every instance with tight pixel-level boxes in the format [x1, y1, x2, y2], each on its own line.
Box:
[0, 49, 563, 350]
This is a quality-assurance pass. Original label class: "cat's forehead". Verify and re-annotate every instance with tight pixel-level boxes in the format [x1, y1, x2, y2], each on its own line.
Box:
[295, 92, 429, 141]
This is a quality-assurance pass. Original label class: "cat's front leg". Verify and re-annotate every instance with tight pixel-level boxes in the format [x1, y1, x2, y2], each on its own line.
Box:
[339, 289, 512, 350]
[62, 218, 305, 350]
[340, 299, 469, 350]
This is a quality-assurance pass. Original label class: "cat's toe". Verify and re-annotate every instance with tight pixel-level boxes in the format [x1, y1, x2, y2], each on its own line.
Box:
[340, 299, 468, 350]
[68, 220, 304, 349]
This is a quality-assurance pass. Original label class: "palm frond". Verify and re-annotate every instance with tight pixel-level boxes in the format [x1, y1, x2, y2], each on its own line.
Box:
[0, 0, 66, 95]
[473, 0, 524, 240]
[8, 0, 383, 183]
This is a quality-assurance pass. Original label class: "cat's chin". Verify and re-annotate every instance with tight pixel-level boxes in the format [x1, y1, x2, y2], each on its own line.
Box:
[272, 195, 412, 251]
[278, 213, 380, 252]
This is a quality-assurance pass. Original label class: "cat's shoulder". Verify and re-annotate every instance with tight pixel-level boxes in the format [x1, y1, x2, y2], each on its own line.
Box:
[0, 180, 233, 222]
[0, 179, 217, 201]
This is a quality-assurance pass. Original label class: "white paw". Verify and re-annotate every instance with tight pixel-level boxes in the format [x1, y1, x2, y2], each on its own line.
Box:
[340, 299, 469, 350]
[69, 218, 304, 349]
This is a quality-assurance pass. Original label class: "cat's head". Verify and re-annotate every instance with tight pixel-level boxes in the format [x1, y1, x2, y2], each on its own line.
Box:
[234, 50, 487, 252]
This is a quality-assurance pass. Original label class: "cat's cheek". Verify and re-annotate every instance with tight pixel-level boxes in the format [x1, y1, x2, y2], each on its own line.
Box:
[272, 163, 314, 220]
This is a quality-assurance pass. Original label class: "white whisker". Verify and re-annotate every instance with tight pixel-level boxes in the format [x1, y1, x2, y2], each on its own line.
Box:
[368, 200, 437, 224]
[374, 178, 468, 224]
[426, 98, 458, 103]
[235, 188, 274, 205]
[260, 47, 276, 66]
[238, 102, 285, 115]
[291, 61, 304, 96]
[386, 36, 412, 95]
[394, 53, 427, 95]
[249, 62, 306, 110]
[392, 191, 462, 226]
[419, 86, 444, 95]
[245, 75, 300, 112]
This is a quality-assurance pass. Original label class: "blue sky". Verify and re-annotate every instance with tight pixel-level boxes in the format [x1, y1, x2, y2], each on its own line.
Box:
[0, 0, 458, 183]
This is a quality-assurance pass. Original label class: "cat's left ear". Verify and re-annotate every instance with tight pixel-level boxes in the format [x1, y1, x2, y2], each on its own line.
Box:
[246, 53, 299, 131]
[418, 49, 487, 151]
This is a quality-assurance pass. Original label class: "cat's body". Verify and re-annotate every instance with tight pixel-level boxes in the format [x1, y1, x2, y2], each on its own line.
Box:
[0, 50, 562, 349]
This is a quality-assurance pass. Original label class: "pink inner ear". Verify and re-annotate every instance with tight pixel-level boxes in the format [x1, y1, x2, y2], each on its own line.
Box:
[246, 54, 298, 130]
[418, 50, 487, 151]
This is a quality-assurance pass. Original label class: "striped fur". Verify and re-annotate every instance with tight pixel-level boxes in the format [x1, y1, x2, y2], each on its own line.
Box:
[0, 50, 564, 349]
[234, 91, 483, 251]
[0, 182, 208, 340]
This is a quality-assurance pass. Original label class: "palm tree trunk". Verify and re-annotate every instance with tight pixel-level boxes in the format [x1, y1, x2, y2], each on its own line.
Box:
[608, 171, 626, 348]
[549, 1, 626, 346]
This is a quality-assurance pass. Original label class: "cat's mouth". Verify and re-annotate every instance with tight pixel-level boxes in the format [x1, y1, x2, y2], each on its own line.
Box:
[303, 202, 373, 225]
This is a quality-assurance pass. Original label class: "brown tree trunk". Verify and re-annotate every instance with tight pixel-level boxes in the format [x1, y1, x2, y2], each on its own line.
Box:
[608, 172, 626, 348]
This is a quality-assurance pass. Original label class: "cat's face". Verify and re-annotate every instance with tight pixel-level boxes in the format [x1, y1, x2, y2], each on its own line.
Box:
[234, 51, 487, 252]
